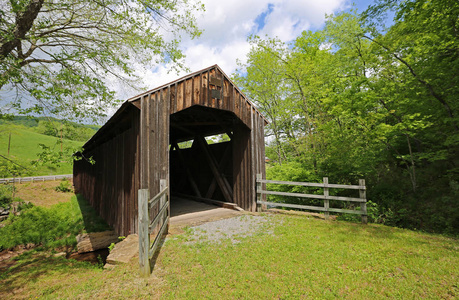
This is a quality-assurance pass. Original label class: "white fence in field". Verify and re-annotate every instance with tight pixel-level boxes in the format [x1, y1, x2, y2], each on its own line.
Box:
[0, 174, 73, 184]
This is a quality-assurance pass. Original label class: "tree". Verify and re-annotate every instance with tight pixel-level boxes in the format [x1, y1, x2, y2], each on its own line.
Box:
[237, 1, 459, 234]
[0, 0, 203, 120]
[234, 36, 293, 165]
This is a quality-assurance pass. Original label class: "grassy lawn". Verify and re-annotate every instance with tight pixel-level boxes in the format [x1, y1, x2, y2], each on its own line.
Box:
[1, 213, 457, 299]
[14, 180, 76, 208]
[0, 126, 82, 176]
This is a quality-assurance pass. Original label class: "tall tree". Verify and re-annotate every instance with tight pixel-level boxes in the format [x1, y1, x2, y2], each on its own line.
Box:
[237, 0, 459, 234]
[0, 0, 203, 120]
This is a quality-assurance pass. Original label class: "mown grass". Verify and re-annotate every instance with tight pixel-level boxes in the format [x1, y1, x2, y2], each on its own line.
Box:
[1, 214, 457, 299]
[0, 125, 82, 175]
[0, 194, 110, 251]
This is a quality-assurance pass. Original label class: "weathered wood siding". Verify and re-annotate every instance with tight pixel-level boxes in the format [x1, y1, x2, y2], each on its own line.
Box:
[73, 105, 140, 236]
[129, 65, 266, 212]
[132, 65, 258, 130]
[139, 88, 170, 222]
[74, 65, 266, 234]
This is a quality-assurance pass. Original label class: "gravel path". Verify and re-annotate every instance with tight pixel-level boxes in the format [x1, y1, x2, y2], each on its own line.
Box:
[185, 215, 273, 244]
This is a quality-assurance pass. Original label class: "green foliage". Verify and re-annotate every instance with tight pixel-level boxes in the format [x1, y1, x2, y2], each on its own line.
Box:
[0, 195, 110, 251]
[236, 0, 459, 235]
[0, 183, 15, 208]
[55, 179, 72, 193]
[0, 0, 204, 121]
[108, 242, 116, 253]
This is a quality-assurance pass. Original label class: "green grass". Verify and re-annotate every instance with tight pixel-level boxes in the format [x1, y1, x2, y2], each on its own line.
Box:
[0, 194, 111, 251]
[0, 125, 83, 176]
[161, 215, 458, 299]
[1, 214, 457, 299]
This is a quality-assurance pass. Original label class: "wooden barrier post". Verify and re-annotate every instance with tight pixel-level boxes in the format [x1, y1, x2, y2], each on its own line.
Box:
[160, 179, 168, 228]
[256, 173, 262, 212]
[323, 177, 329, 220]
[138, 188, 150, 277]
[359, 179, 367, 224]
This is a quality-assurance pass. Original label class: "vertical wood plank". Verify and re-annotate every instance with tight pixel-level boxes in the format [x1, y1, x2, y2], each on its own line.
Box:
[185, 78, 192, 109]
[256, 173, 262, 212]
[138, 188, 150, 277]
[324, 177, 329, 220]
[193, 76, 200, 106]
[250, 107, 255, 211]
[176, 82, 183, 112]
[360, 179, 367, 224]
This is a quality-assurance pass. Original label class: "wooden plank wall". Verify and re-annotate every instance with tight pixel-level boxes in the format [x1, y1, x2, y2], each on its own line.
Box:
[165, 66, 256, 130]
[140, 88, 170, 207]
[134, 66, 267, 212]
[133, 65, 266, 211]
[74, 65, 267, 234]
[73, 106, 140, 236]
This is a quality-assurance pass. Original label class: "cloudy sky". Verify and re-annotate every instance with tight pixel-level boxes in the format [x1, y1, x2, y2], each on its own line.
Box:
[129, 0, 374, 101]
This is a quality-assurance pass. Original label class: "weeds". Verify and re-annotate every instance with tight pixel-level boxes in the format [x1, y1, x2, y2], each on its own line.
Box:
[54, 179, 72, 193]
[0, 194, 110, 251]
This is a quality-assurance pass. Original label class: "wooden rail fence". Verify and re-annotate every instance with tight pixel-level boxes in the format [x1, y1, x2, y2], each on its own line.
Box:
[0, 174, 73, 184]
[256, 174, 367, 223]
[138, 179, 169, 277]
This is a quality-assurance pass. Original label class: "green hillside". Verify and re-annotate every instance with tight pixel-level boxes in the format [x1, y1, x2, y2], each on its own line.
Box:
[0, 125, 83, 176]
[0, 116, 101, 132]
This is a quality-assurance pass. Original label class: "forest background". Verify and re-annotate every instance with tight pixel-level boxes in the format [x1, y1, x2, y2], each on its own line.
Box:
[234, 0, 458, 235]
[0, 0, 457, 236]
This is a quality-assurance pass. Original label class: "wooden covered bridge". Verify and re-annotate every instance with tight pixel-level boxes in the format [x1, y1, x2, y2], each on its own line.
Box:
[73, 65, 267, 236]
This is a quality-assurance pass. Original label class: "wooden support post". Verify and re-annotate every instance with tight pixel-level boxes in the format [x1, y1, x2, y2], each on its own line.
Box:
[359, 179, 367, 224]
[197, 136, 233, 203]
[256, 173, 262, 212]
[160, 179, 168, 228]
[138, 188, 150, 277]
[205, 143, 231, 198]
[323, 177, 329, 220]
[172, 143, 202, 198]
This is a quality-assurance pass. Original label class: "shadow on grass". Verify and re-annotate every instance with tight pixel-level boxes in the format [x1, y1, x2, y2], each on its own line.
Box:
[74, 194, 111, 233]
[0, 250, 98, 298]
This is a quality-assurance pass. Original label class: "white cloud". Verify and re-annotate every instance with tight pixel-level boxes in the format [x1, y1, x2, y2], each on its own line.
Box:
[118, 0, 348, 102]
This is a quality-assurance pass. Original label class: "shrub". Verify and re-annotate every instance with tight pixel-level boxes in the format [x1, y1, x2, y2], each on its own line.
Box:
[55, 179, 72, 193]
[0, 195, 110, 251]
[0, 184, 15, 208]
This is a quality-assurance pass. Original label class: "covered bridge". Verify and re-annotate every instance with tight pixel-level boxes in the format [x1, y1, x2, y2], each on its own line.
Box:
[73, 65, 267, 236]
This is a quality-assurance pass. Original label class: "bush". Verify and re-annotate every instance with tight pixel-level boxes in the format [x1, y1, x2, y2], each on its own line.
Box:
[0, 195, 110, 251]
[55, 179, 72, 193]
[0, 184, 15, 208]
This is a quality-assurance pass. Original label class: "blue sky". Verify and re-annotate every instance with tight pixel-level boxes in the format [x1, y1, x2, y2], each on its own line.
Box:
[107, 0, 381, 116]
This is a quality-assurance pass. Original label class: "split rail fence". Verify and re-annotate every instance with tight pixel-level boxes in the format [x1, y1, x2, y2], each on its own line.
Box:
[138, 179, 169, 277]
[256, 174, 367, 223]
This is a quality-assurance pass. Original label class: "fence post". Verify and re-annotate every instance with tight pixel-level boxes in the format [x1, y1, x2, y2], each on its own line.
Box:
[323, 177, 329, 220]
[359, 179, 367, 224]
[138, 188, 150, 277]
[256, 174, 262, 212]
[160, 179, 169, 229]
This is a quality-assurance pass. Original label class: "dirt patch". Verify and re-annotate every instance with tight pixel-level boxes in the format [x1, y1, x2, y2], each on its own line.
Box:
[0, 244, 36, 272]
[268, 208, 337, 220]
[13, 180, 74, 207]
[67, 248, 109, 265]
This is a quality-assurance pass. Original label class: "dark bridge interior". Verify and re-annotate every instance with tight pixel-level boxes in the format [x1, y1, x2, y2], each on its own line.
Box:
[169, 105, 245, 205]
